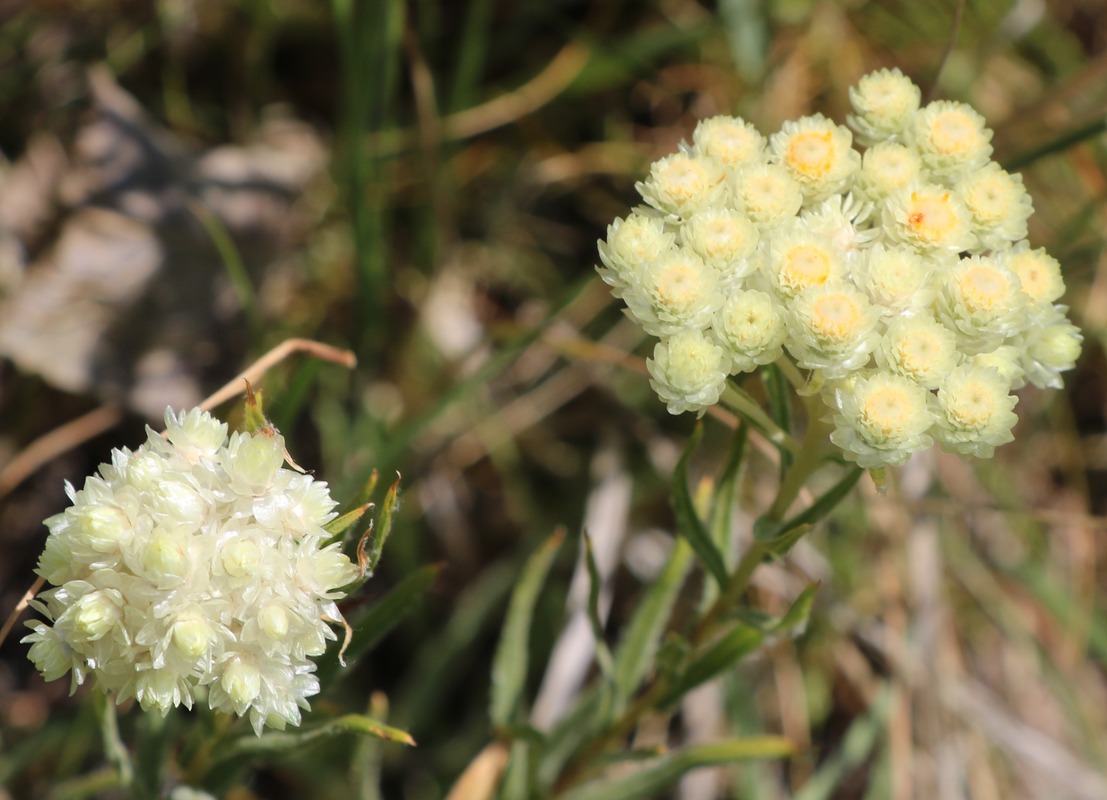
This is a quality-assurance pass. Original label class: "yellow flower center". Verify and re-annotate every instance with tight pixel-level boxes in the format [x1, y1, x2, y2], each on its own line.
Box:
[787, 131, 835, 177]
[862, 387, 914, 437]
[929, 110, 982, 155]
[660, 158, 713, 203]
[782, 245, 833, 290]
[948, 381, 996, 429]
[907, 191, 959, 243]
[653, 261, 704, 313]
[957, 265, 1009, 313]
[810, 292, 862, 341]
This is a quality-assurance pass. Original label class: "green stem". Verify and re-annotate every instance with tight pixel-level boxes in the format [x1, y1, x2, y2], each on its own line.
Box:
[720, 384, 800, 457]
[94, 696, 134, 794]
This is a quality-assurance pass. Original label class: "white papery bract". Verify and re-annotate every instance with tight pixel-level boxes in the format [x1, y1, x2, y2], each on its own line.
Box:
[596, 68, 1081, 465]
[24, 408, 359, 735]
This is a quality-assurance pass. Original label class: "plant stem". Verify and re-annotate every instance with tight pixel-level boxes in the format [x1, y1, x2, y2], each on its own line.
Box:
[721, 384, 800, 457]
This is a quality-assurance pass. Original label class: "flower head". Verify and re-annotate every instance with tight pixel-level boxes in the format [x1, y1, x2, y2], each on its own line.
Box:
[933, 365, 1019, 457]
[692, 116, 766, 168]
[680, 207, 760, 285]
[647, 330, 728, 415]
[623, 247, 721, 336]
[711, 289, 787, 374]
[957, 163, 1032, 252]
[883, 183, 976, 253]
[637, 152, 728, 218]
[596, 211, 676, 297]
[24, 408, 358, 735]
[847, 68, 922, 145]
[770, 114, 860, 201]
[785, 283, 882, 378]
[909, 100, 993, 179]
[733, 163, 804, 228]
[876, 316, 961, 388]
[829, 371, 935, 468]
[856, 142, 924, 201]
[594, 68, 1080, 466]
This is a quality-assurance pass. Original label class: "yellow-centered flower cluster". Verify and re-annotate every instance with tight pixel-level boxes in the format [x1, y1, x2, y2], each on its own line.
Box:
[597, 69, 1082, 467]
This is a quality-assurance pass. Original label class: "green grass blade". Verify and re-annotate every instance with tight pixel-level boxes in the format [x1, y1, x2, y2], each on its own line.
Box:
[490, 528, 566, 728]
[560, 737, 795, 800]
[612, 539, 693, 713]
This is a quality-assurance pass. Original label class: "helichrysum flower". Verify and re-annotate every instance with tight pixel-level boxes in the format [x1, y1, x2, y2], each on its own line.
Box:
[680, 208, 760, 285]
[828, 371, 935, 468]
[23, 408, 359, 735]
[876, 315, 960, 388]
[692, 116, 766, 169]
[596, 68, 1081, 466]
[957, 163, 1033, 252]
[883, 182, 976, 253]
[933, 365, 1019, 457]
[937, 255, 1027, 352]
[1017, 305, 1083, 389]
[647, 329, 728, 415]
[733, 163, 804, 228]
[770, 114, 861, 201]
[597, 211, 676, 297]
[765, 225, 847, 298]
[711, 289, 787, 374]
[785, 283, 882, 378]
[850, 244, 938, 315]
[856, 142, 924, 201]
[1005, 246, 1065, 304]
[908, 100, 994, 179]
[623, 247, 721, 336]
[847, 67, 922, 145]
[637, 152, 729, 218]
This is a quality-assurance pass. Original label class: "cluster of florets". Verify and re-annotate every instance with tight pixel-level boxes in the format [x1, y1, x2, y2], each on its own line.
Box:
[23, 409, 359, 734]
[597, 68, 1082, 468]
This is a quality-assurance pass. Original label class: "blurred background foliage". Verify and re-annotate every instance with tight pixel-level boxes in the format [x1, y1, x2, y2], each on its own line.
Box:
[0, 0, 1105, 798]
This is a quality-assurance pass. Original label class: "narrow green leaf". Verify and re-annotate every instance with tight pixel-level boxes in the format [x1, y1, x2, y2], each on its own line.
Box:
[325, 503, 371, 538]
[212, 713, 414, 766]
[709, 425, 748, 555]
[612, 538, 693, 713]
[560, 737, 794, 800]
[490, 529, 566, 727]
[582, 530, 616, 683]
[673, 426, 729, 587]
[660, 623, 763, 706]
[773, 583, 818, 636]
[495, 740, 530, 800]
[756, 465, 863, 554]
[366, 473, 402, 574]
[319, 564, 440, 684]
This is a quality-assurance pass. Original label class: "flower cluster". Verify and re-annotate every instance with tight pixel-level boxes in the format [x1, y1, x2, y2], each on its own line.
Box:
[23, 408, 359, 734]
[597, 68, 1082, 468]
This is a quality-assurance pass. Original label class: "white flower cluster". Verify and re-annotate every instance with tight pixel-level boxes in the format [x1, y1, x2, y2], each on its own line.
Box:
[598, 68, 1082, 468]
[23, 408, 359, 735]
